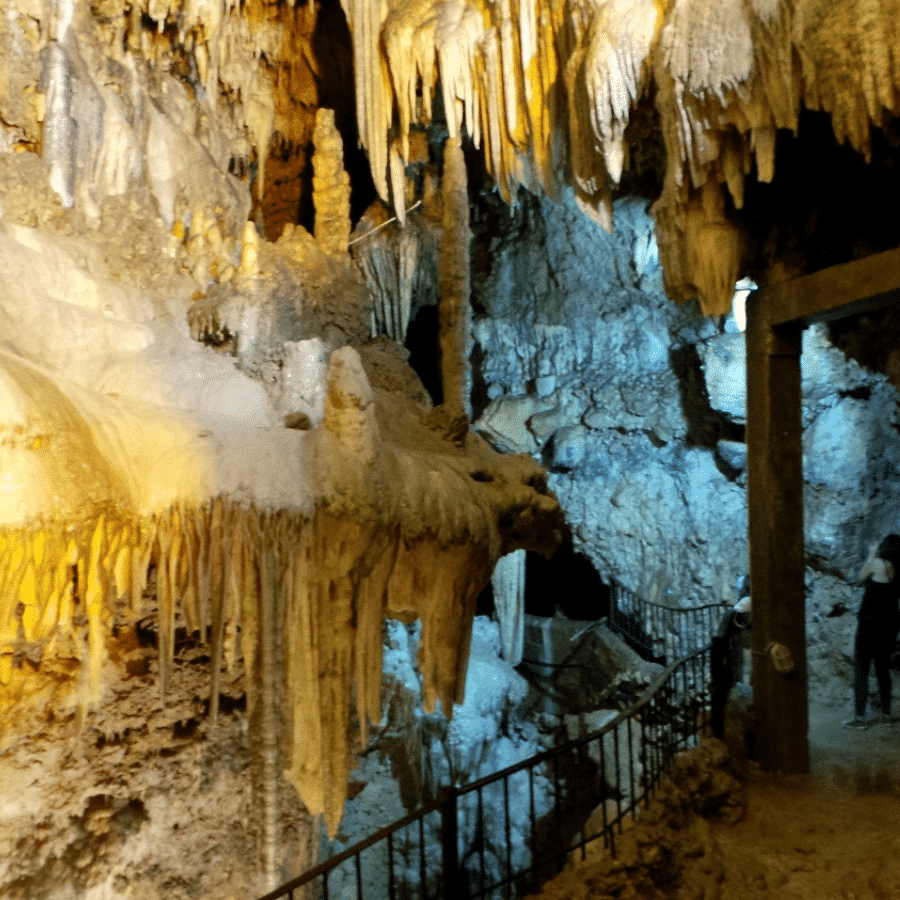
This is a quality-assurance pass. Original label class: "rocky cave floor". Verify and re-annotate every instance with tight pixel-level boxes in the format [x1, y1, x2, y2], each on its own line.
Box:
[527, 693, 900, 900]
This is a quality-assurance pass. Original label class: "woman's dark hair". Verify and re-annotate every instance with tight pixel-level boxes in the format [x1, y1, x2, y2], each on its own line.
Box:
[877, 534, 900, 569]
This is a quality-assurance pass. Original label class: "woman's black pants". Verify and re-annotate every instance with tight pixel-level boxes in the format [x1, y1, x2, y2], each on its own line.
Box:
[854, 621, 898, 717]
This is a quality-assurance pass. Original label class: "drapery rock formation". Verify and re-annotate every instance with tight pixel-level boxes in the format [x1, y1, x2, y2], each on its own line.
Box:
[342, 0, 900, 314]
[0, 3, 566, 894]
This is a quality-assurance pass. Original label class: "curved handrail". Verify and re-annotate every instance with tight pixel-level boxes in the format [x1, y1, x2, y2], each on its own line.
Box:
[257, 644, 713, 900]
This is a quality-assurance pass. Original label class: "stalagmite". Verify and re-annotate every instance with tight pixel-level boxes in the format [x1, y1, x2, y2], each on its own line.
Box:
[240, 220, 260, 275]
[312, 108, 352, 254]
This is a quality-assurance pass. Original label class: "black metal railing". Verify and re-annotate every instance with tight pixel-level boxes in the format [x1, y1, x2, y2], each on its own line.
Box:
[607, 580, 730, 663]
[256, 646, 712, 900]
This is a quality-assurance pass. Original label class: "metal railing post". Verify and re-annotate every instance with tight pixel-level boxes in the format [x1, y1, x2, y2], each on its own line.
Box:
[257, 627, 724, 900]
[441, 792, 462, 898]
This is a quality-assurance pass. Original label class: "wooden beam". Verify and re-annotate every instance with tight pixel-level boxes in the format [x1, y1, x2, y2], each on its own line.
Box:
[742, 245, 899, 773]
[745, 294, 809, 774]
[765, 246, 900, 327]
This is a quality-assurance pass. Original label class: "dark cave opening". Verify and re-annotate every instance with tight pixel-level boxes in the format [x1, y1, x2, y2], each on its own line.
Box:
[738, 108, 900, 281]
[404, 306, 443, 405]
[476, 542, 611, 622]
[254, 0, 376, 239]
[310, 0, 377, 227]
[525, 544, 611, 619]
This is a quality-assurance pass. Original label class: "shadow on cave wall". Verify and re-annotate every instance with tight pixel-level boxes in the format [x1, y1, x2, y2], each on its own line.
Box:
[828, 308, 900, 395]
[669, 344, 745, 470]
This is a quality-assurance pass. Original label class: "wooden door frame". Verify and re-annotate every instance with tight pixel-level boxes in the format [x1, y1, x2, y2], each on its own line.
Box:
[745, 246, 900, 773]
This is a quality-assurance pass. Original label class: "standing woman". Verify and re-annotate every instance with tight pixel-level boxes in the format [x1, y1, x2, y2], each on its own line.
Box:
[843, 534, 900, 729]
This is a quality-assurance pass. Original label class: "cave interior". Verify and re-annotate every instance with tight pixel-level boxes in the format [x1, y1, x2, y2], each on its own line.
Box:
[0, 0, 899, 897]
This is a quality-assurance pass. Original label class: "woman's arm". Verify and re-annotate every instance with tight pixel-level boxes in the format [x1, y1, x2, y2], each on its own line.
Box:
[861, 544, 893, 583]
[860, 542, 879, 582]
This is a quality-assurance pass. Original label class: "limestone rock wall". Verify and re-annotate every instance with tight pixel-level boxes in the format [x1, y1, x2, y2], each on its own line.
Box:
[0, 643, 313, 900]
[701, 324, 900, 694]
[471, 188, 900, 697]
[472, 191, 742, 606]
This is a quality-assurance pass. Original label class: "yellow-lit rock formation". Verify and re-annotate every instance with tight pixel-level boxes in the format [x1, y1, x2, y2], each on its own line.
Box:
[342, 0, 900, 313]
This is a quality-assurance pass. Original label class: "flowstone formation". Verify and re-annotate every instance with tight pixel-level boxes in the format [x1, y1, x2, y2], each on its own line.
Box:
[0, 2, 564, 896]
[468, 187, 900, 699]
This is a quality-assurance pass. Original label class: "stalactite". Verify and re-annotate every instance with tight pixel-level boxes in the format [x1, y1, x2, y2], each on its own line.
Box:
[0, 342, 561, 860]
[344, 0, 900, 313]
[0, 502, 422, 833]
[352, 207, 397, 340]
[491, 549, 526, 665]
[397, 227, 417, 340]
[351, 204, 439, 344]
[15, 0, 900, 321]
[341, 0, 393, 202]
[257, 514, 279, 892]
[42, 38, 76, 209]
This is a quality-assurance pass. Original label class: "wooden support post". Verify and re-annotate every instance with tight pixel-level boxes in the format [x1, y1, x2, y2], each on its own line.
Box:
[745, 292, 809, 774]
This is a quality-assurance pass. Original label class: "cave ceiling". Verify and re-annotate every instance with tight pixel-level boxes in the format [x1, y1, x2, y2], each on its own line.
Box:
[5, 0, 894, 312]
[337, 0, 900, 315]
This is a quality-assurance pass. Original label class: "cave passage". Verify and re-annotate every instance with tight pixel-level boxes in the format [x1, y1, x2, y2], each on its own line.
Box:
[404, 306, 444, 405]
[524, 543, 611, 620]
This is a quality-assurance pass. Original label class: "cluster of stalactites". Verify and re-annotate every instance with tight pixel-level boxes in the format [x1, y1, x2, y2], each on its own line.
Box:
[31, 0, 324, 213]
[339, 0, 668, 227]
[0, 497, 491, 836]
[341, 0, 900, 315]
[654, 0, 900, 314]
[134, 0, 320, 177]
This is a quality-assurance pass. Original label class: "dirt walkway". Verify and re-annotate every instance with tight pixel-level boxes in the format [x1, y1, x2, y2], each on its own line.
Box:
[715, 700, 900, 900]
[528, 697, 900, 899]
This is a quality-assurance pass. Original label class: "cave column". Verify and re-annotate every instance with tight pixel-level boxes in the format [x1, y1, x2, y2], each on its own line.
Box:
[745, 292, 809, 774]
[438, 136, 472, 420]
